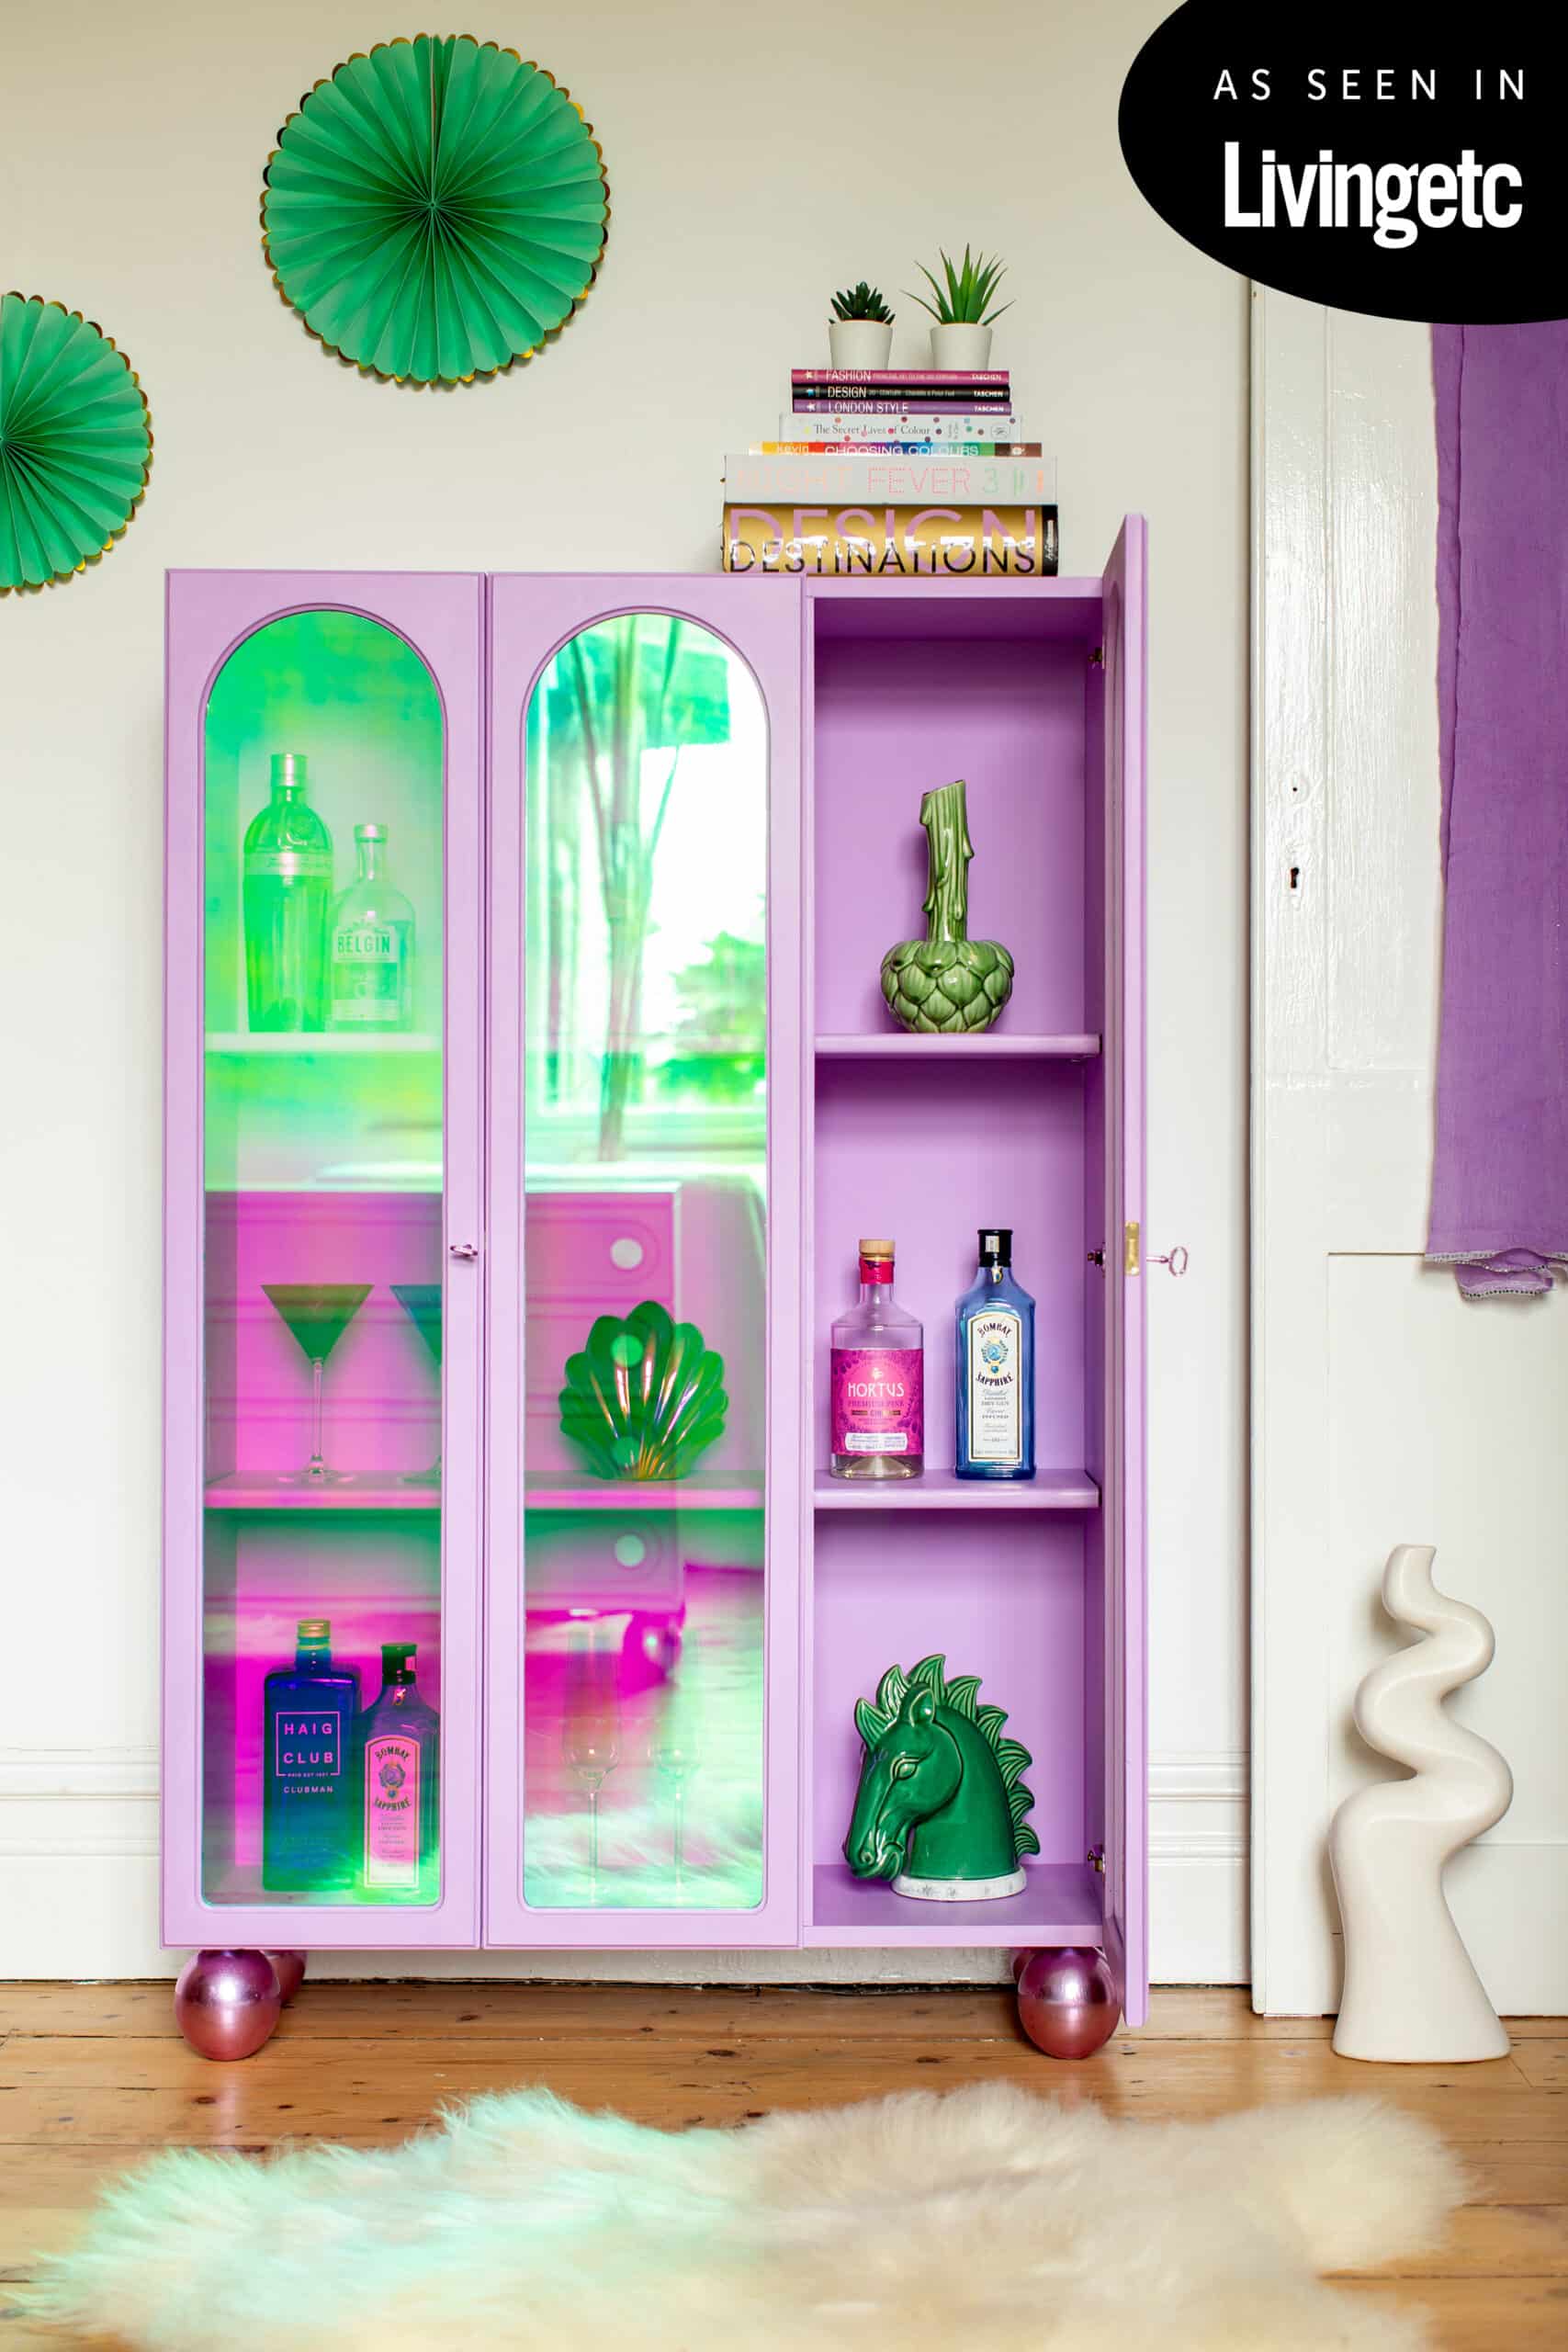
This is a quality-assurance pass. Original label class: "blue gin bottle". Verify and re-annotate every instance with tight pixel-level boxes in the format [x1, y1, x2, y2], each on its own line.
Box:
[262, 1619, 361, 1892]
[954, 1228, 1036, 1480]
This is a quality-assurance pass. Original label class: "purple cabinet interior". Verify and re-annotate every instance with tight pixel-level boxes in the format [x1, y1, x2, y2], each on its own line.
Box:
[164, 548, 1145, 2011]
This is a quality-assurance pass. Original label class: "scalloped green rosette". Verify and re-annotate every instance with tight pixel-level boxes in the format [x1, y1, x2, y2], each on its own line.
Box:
[262, 34, 610, 384]
[0, 296, 152, 593]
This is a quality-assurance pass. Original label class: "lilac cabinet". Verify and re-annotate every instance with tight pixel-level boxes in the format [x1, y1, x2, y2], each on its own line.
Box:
[164, 541, 1145, 2018]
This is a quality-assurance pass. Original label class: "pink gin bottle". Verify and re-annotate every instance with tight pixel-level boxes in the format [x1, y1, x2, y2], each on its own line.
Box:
[829, 1238, 924, 1480]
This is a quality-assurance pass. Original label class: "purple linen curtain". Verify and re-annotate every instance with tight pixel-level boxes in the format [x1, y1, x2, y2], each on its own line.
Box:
[1427, 323, 1568, 1298]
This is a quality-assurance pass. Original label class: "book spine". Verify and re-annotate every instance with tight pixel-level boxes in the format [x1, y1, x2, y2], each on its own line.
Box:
[754, 442, 1045, 457]
[794, 398, 1013, 414]
[727, 457, 1056, 503]
[722, 503, 1059, 580]
[792, 368, 1010, 386]
[780, 412, 1023, 439]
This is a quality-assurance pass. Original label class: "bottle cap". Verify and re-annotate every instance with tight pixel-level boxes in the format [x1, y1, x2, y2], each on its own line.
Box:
[858, 1238, 894, 1257]
[298, 1618, 330, 1641]
[977, 1228, 1012, 1265]
[381, 1642, 416, 1673]
[270, 752, 310, 791]
[355, 822, 387, 843]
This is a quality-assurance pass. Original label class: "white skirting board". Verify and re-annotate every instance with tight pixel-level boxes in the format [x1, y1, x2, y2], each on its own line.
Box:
[0, 1748, 1247, 1984]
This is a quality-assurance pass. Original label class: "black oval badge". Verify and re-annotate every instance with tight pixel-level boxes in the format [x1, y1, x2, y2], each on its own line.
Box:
[1120, 6, 1563, 322]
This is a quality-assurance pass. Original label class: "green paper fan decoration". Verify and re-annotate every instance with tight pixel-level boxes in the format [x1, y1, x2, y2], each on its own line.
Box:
[262, 34, 611, 384]
[0, 295, 152, 594]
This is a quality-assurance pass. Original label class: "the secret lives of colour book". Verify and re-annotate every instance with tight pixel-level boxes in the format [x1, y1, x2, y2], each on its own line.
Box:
[722, 503, 1059, 577]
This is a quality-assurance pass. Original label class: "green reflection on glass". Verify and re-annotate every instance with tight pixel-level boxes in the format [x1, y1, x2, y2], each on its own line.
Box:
[523, 611, 766, 1911]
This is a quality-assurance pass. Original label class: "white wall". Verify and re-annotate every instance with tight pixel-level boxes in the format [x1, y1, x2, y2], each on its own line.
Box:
[0, 0, 1248, 1980]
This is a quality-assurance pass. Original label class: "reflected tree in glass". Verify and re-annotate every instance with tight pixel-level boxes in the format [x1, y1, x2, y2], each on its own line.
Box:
[537, 616, 731, 1158]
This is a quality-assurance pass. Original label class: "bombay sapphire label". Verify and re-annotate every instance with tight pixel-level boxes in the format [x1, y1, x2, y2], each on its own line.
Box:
[274, 1710, 344, 1779]
[966, 1310, 1022, 1465]
[364, 1734, 421, 1888]
[1120, 10, 1554, 322]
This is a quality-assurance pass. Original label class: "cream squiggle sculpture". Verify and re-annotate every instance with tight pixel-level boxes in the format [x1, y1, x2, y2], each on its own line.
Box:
[1329, 1544, 1512, 2062]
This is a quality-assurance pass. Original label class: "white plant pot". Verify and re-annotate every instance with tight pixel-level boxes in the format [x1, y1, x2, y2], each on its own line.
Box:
[828, 319, 893, 369]
[930, 322, 994, 372]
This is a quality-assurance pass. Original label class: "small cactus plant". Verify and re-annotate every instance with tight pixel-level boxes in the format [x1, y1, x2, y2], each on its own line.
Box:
[830, 281, 895, 322]
[881, 780, 1014, 1034]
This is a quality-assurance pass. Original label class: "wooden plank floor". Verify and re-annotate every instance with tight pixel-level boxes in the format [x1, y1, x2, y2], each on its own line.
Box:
[0, 1984, 1562, 2346]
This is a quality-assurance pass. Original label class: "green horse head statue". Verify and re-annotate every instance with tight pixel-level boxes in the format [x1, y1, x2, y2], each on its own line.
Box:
[845, 1655, 1040, 1901]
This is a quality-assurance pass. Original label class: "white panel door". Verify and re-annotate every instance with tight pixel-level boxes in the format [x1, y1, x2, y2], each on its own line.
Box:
[1252, 291, 1568, 2015]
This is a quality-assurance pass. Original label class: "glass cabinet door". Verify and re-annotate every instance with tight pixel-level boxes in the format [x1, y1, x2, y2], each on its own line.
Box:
[165, 577, 483, 1941]
[485, 582, 804, 1941]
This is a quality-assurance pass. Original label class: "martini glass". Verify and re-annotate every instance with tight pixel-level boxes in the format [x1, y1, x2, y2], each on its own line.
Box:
[652, 1711, 702, 1904]
[262, 1283, 372, 1486]
[390, 1283, 443, 1487]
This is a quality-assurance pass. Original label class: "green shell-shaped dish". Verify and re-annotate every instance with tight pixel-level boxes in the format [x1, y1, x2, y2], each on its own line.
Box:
[0, 295, 152, 593]
[880, 935, 1015, 1033]
[558, 1301, 728, 1481]
[262, 35, 610, 384]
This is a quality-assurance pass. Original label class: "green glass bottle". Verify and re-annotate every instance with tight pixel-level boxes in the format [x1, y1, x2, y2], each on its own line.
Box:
[243, 752, 333, 1031]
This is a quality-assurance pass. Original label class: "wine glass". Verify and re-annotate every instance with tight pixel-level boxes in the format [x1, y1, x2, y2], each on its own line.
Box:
[562, 1624, 621, 1904]
[262, 1283, 371, 1486]
[651, 1709, 702, 1903]
[390, 1283, 442, 1486]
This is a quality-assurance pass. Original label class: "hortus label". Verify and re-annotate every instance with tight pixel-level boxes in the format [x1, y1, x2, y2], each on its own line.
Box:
[830, 1346, 923, 1456]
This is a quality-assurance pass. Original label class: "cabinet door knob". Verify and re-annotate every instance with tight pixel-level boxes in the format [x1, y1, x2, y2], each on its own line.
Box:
[448, 1241, 480, 1261]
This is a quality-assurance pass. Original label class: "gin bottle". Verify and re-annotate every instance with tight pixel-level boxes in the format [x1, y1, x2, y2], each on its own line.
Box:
[329, 822, 415, 1032]
[262, 1620, 361, 1892]
[243, 752, 333, 1031]
[829, 1238, 923, 1479]
[955, 1228, 1035, 1480]
[358, 1643, 440, 1897]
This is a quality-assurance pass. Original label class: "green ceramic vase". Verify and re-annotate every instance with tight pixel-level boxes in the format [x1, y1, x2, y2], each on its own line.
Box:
[880, 779, 1014, 1033]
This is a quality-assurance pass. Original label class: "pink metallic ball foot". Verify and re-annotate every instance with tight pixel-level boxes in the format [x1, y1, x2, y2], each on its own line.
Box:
[174, 1950, 282, 2061]
[1016, 1946, 1120, 2060]
[265, 1950, 307, 2006]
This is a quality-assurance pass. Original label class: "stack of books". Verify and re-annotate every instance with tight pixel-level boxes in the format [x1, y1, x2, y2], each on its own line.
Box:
[723, 368, 1056, 578]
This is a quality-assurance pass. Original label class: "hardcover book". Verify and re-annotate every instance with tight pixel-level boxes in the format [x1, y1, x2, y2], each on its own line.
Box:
[791, 368, 1010, 386]
[781, 411, 1020, 438]
[793, 397, 1013, 415]
[727, 454, 1056, 505]
[755, 442, 1044, 458]
[721, 502, 1058, 578]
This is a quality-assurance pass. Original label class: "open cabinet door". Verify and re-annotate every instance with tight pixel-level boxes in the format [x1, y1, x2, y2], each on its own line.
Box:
[1099, 516, 1149, 2022]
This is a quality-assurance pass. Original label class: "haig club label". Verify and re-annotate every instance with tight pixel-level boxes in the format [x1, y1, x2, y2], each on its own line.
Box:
[1119, 7, 1558, 322]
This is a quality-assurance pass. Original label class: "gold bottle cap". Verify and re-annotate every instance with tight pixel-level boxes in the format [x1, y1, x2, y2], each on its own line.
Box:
[298, 1618, 330, 1640]
[858, 1238, 894, 1257]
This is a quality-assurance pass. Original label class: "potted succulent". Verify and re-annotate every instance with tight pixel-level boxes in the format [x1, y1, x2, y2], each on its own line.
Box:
[828, 281, 895, 369]
[907, 245, 1011, 371]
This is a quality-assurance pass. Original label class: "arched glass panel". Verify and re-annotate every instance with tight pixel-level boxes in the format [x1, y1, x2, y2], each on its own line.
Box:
[200, 610, 446, 1905]
[521, 613, 767, 1908]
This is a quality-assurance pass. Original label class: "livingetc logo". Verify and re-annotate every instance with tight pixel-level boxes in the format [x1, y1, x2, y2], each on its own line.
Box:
[1119, 6, 1560, 322]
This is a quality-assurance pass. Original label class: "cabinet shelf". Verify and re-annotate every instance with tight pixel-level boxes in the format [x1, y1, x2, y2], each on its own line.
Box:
[205, 1475, 440, 1511]
[807, 1861, 1101, 1947]
[813, 1467, 1099, 1511]
[525, 1476, 764, 1512]
[815, 1032, 1100, 1062]
[206, 1032, 441, 1056]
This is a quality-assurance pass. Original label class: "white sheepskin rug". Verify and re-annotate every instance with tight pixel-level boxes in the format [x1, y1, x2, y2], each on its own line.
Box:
[29, 2081, 1463, 2351]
